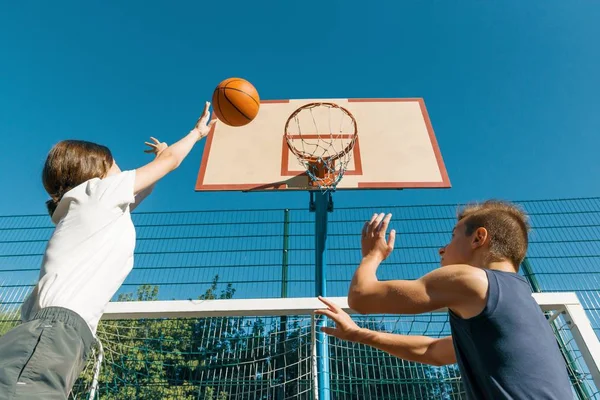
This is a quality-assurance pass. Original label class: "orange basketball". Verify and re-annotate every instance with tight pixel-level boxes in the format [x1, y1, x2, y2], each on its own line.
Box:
[212, 78, 260, 127]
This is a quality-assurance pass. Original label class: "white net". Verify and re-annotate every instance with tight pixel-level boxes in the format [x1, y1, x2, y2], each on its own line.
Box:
[72, 315, 314, 399]
[69, 314, 465, 399]
[285, 103, 358, 191]
[68, 311, 599, 399]
[0, 291, 598, 399]
[550, 311, 600, 399]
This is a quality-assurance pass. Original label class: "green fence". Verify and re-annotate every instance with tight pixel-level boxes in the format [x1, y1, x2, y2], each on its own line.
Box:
[0, 197, 599, 398]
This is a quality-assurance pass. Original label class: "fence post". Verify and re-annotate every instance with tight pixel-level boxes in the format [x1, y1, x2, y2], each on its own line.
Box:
[313, 193, 331, 400]
[278, 209, 291, 398]
[311, 314, 319, 399]
[521, 257, 591, 399]
[282, 209, 290, 299]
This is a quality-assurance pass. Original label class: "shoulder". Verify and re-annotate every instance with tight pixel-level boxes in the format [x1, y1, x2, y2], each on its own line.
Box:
[421, 265, 489, 317]
[96, 170, 136, 188]
[422, 264, 488, 288]
[92, 170, 137, 209]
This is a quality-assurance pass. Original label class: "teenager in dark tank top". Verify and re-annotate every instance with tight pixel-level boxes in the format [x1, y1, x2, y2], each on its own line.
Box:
[316, 200, 572, 399]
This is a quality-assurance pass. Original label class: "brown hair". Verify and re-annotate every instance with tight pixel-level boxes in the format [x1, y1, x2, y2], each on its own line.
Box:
[42, 140, 114, 217]
[458, 200, 530, 269]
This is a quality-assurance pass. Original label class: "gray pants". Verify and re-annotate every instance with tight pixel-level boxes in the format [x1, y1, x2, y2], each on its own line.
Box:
[0, 307, 94, 400]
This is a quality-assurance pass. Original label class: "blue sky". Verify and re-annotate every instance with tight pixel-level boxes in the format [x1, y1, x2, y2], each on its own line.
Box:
[1, 1, 600, 216]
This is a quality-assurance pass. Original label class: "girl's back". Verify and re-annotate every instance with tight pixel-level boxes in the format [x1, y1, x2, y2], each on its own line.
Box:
[22, 170, 137, 334]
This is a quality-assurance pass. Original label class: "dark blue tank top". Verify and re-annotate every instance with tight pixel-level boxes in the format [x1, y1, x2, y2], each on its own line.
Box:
[449, 269, 573, 399]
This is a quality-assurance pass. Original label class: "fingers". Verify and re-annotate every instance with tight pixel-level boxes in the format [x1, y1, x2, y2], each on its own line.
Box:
[201, 102, 210, 120]
[320, 326, 337, 336]
[379, 213, 392, 237]
[370, 213, 384, 234]
[368, 213, 378, 227]
[374, 213, 387, 234]
[314, 309, 337, 321]
[364, 213, 379, 237]
[366, 213, 391, 236]
[195, 102, 213, 130]
[388, 229, 397, 250]
[317, 296, 340, 312]
[144, 138, 167, 155]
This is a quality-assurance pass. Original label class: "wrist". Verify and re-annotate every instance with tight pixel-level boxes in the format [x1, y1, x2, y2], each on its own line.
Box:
[353, 327, 374, 344]
[361, 253, 384, 264]
[190, 128, 201, 140]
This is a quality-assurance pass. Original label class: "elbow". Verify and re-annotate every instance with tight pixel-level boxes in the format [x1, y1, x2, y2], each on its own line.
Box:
[347, 292, 363, 313]
[423, 339, 455, 367]
[427, 358, 449, 367]
[158, 152, 181, 172]
[347, 288, 375, 314]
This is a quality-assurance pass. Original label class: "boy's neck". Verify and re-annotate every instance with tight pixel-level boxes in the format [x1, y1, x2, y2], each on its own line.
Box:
[480, 260, 517, 273]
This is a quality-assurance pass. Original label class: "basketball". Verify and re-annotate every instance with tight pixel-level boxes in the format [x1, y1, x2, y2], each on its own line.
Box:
[211, 78, 260, 127]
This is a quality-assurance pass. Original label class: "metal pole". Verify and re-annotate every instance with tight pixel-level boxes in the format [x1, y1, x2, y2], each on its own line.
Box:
[313, 192, 331, 400]
[521, 257, 541, 293]
[278, 209, 290, 398]
[282, 209, 290, 299]
[311, 314, 319, 400]
[521, 257, 591, 399]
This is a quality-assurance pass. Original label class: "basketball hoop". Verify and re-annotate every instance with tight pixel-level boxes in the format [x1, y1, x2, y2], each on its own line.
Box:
[284, 102, 358, 191]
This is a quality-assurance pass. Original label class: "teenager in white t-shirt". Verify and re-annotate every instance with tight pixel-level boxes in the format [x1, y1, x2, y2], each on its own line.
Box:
[0, 102, 217, 399]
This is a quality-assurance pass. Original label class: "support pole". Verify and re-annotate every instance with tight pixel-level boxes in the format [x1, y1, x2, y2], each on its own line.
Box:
[312, 191, 332, 400]
[282, 208, 290, 299]
[278, 209, 290, 398]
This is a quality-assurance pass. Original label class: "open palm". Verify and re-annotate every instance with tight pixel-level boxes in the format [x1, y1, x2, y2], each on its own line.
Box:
[362, 213, 396, 260]
[144, 137, 168, 156]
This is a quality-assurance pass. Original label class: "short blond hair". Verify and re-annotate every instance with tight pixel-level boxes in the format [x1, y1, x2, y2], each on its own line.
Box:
[458, 200, 530, 269]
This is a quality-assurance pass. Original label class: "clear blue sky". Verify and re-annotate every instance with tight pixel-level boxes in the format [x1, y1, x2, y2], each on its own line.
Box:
[1, 1, 599, 216]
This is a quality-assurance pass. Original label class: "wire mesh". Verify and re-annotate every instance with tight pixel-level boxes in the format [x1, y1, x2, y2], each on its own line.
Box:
[1, 197, 600, 398]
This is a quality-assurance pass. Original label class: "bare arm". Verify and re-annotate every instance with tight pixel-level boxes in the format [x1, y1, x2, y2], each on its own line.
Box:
[129, 138, 164, 212]
[357, 331, 456, 366]
[315, 297, 456, 366]
[349, 260, 487, 315]
[134, 102, 216, 194]
[348, 213, 488, 316]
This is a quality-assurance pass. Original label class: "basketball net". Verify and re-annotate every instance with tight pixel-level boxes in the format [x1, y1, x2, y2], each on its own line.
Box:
[285, 102, 358, 192]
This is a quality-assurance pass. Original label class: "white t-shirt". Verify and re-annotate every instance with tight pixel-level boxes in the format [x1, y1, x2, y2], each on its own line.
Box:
[21, 170, 138, 335]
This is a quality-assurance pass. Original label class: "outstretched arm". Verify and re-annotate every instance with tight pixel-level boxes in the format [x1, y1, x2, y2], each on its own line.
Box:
[133, 102, 217, 195]
[348, 213, 488, 316]
[315, 297, 456, 366]
[130, 138, 166, 212]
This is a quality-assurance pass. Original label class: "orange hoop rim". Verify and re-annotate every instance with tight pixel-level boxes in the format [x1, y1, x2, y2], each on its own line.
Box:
[284, 102, 358, 164]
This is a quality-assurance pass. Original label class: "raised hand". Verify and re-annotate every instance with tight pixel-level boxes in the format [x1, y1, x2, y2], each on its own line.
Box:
[361, 213, 396, 260]
[192, 101, 218, 140]
[144, 137, 168, 157]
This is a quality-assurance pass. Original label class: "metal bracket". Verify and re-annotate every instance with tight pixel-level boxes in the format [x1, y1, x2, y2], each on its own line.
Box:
[309, 191, 334, 212]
